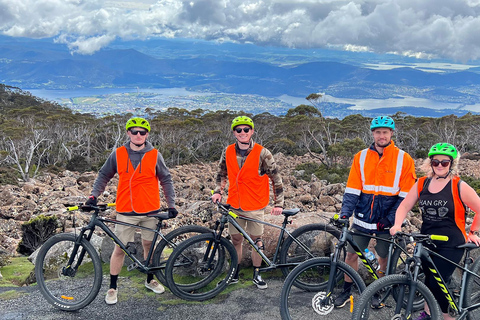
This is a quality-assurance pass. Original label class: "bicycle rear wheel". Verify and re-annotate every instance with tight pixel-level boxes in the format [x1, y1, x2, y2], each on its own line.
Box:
[351, 274, 442, 320]
[464, 255, 480, 320]
[152, 225, 211, 286]
[280, 257, 366, 320]
[280, 223, 343, 290]
[165, 233, 238, 301]
[34, 233, 102, 311]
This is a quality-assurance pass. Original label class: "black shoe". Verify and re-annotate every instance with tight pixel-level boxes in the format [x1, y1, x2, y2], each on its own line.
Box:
[333, 289, 351, 308]
[217, 277, 239, 287]
[253, 274, 267, 289]
[370, 293, 384, 309]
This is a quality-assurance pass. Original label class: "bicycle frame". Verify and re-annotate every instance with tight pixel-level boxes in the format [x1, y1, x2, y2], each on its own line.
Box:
[210, 204, 311, 272]
[65, 207, 171, 276]
[401, 241, 480, 319]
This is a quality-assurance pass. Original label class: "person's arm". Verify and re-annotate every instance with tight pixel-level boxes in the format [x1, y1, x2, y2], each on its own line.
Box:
[156, 153, 176, 209]
[385, 154, 417, 225]
[340, 153, 362, 218]
[90, 150, 117, 198]
[459, 181, 480, 245]
[260, 148, 284, 212]
[390, 181, 419, 235]
[212, 149, 228, 203]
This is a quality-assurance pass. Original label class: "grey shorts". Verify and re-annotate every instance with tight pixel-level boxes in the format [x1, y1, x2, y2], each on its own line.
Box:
[346, 229, 391, 258]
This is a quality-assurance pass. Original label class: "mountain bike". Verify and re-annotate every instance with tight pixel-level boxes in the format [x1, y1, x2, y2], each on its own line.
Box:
[34, 203, 211, 311]
[279, 215, 415, 320]
[164, 202, 342, 301]
[351, 232, 480, 320]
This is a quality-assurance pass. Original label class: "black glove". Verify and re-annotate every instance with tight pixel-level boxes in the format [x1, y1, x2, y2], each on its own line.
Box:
[85, 195, 97, 206]
[168, 208, 178, 218]
[377, 218, 392, 231]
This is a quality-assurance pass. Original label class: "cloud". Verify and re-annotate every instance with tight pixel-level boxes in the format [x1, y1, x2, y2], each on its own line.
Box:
[1, 0, 480, 61]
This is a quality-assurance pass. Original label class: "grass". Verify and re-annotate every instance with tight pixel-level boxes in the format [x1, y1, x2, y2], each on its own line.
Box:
[0, 257, 35, 287]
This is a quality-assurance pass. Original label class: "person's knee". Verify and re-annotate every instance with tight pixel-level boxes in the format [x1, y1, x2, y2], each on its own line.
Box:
[231, 234, 243, 246]
[345, 252, 358, 262]
[111, 246, 125, 258]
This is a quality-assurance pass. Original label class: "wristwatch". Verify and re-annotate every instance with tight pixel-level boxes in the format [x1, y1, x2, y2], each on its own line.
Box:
[470, 230, 480, 237]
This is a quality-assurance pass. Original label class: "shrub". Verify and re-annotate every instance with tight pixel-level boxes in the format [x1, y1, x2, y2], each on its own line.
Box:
[17, 215, 58, 255]
[0, 167, 19, 186]
[295, 162, 350, 184]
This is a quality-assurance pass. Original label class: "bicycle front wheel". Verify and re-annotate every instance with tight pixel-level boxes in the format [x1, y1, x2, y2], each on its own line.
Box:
[279, 223, 342, 278]
[165, 233, 238, 301]
[152, 225, 211, 286]
[280, 257, 366, 320]
[464, 254, 480, 320]
[351, 274, 442, 320]
[34, 233, 102, 311]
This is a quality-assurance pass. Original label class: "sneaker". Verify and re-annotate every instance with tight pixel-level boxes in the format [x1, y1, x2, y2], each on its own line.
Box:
[253, 274, 268, 289]
[145, 280, 165, 294]
[333, 289, 351, 308]
[105, 288, 118, 305]
[370, 293, 384, 309]
[217, 277, 239, 287]
[414, 311, 431, 320]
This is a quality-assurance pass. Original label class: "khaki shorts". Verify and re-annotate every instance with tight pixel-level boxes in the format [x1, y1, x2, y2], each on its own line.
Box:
[228, 208, 265, 236]
[115, 214, 158, 244]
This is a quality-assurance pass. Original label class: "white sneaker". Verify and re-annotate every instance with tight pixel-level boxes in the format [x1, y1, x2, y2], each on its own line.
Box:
[105, 288, 118, 305]
[145, 280, 165, 294]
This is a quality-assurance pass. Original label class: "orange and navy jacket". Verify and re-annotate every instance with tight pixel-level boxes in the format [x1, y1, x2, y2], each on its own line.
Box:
[115, 146, 161, 214]
[417, 175, 467, 241]
[225, 143, 270, 211]
[341, 141, 417, 233]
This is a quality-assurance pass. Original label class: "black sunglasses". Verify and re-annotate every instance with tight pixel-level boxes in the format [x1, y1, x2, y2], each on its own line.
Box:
[234, 127, 251, 133]
[130, 129, 148, 136]
[431, 159, 451, 167]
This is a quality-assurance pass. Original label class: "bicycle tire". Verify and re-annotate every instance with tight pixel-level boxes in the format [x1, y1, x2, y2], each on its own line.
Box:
[280, 257, 366, 320]
[165, 233, 238, 301]
[279, 223, 343, 290]
[464, 254, 480, 320]
[152, 225, 211, 286]
[351, 274, 442, 320]
[34, 233, 102, 311]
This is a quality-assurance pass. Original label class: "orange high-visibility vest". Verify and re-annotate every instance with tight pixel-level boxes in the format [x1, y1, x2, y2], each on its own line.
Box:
[116, 146, 161, 214]
[417, 175, 467, 240]
[226, 143, 269, 211]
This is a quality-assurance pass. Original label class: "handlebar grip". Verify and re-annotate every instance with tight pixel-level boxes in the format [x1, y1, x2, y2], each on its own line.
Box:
[430, 235, 449, 242]
[107, 203, 116, 207]
[67, 206, 79, 211]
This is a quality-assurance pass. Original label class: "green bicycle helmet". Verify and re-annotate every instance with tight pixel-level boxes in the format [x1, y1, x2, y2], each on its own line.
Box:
[126, 117, 150, 132]
[370, 116, 395, 131]
[231, 116, 254, 130]
[428, 143, 458, 160]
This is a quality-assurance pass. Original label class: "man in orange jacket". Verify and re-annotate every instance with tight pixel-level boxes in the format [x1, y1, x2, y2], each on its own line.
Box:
[334, 116, 416, 309]
[85, 117, 177, 305]
[211, 115, 284, 289]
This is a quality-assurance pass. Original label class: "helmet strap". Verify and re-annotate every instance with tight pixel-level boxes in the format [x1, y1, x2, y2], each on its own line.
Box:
[435, 168, 452, 180]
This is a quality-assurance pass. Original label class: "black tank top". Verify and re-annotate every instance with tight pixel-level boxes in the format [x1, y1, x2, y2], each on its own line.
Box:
[419, 180, 465, 248]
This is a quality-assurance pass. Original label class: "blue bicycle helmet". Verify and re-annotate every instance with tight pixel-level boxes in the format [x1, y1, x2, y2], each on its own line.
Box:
[370, 116, 395, 131]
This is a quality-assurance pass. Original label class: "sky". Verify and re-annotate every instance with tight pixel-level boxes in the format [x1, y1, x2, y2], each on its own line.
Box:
[2, 0, 480, 62]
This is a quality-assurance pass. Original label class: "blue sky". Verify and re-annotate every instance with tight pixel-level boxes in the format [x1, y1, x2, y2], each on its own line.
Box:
[2, 0, 480, 62]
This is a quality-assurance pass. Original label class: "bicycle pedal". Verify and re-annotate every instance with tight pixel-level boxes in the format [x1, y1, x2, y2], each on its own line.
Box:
[127, 263, 139, 271]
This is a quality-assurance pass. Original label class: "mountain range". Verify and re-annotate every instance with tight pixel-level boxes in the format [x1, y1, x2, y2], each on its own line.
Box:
[1, 35, 480, 117]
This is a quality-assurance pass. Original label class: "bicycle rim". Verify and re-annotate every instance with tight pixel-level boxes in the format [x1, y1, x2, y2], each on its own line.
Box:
[165, 233, 238, 301]
[280, 257, 366, 320]
[351, 274, 442, 320]
[465, 256, 480, 320]
[35, 233, 102, 311]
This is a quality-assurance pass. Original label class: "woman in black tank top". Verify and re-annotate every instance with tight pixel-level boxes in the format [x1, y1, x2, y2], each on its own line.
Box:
[389, 143, 480, 320]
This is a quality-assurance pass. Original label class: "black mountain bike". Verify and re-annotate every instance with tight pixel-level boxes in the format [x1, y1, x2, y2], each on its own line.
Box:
[34, 204, 211, 311]
[279, 215, 415, 320]
[352, 232, 480, 320]
[164, 202, 342, 301]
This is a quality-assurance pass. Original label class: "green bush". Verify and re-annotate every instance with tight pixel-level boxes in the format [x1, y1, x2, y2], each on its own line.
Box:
[295, 162, 350, 184]
[0, 167, 19, 186]
[17, 215, 58, 255]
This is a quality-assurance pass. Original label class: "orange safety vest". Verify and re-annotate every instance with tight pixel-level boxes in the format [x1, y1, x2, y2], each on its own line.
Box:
[226, 143, 270, 211]
[417, 175, 467, 240]
[115, 146, 161, 214]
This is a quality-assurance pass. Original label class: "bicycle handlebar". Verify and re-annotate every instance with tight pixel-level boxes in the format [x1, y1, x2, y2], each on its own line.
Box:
[66, 203, 116, 212]
[393, 231, 449, 242]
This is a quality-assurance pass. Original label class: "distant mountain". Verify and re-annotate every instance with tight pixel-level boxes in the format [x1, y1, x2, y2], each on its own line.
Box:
[1, 35, 480, 117]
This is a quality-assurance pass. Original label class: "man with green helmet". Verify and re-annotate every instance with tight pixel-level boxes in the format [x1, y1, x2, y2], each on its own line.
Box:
[85, 116, 177, 305]
[335, 115, 417, 309]
[391, 143, 480, 320]
[211, 115, 284, 289]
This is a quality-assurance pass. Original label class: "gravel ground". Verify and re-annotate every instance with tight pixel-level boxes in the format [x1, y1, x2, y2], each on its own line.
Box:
[0, 275, 286, 320]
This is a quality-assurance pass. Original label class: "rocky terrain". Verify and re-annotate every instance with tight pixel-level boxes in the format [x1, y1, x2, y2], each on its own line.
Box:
[1, 153, 480, 267]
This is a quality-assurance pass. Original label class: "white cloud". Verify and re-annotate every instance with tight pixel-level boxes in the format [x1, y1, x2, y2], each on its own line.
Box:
[2, 0, 480, 61]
